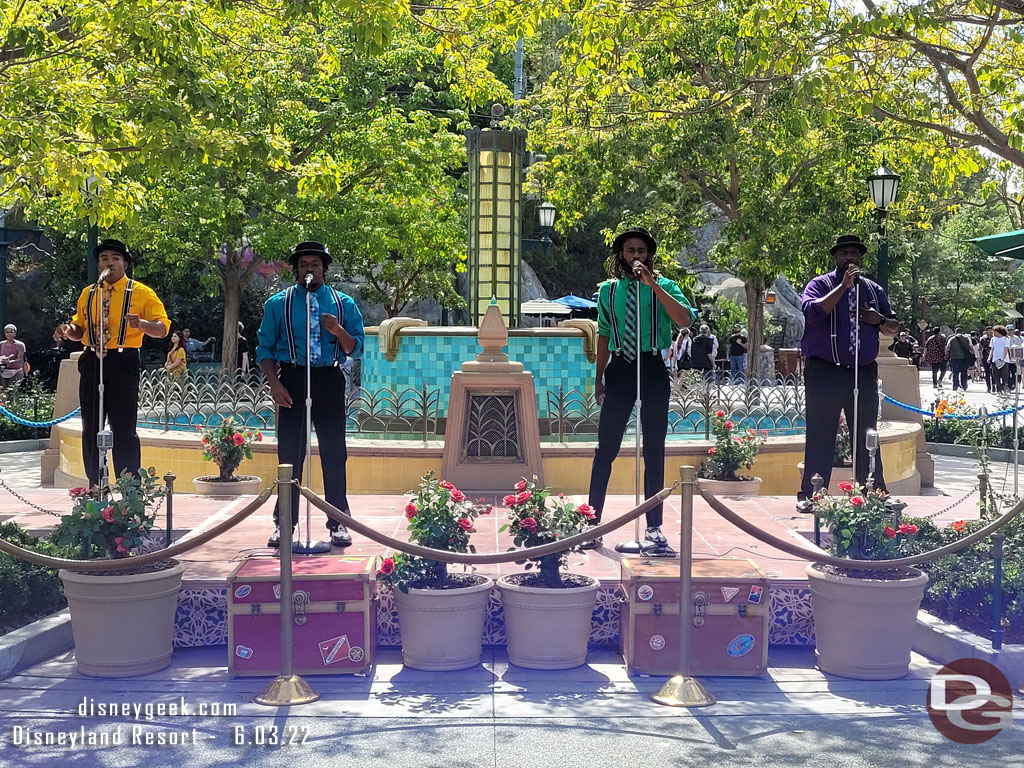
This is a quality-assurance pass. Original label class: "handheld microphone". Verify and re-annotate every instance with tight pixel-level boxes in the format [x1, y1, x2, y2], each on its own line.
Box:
[97, 268, 110, 284]
[632, 260, 644, 276]
[865, 428, 878, 452]
[304, 273, 313, 287]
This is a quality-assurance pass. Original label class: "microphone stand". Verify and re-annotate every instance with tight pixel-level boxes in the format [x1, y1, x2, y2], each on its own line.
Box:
[95, 270, 112, 499]
[293, 274, 331, 555]
[852, 280, 860, 490]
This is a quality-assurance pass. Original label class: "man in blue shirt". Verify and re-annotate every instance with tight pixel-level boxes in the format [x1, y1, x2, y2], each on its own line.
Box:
[797, 234, 899, 512]
[257, 241, 365, 547]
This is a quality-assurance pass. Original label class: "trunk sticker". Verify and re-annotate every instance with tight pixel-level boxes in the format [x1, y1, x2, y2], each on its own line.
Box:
[234, 584, 252, 599]
[748, 585, 763, 604]
[319, 635, 352, 665]
[234, 645, 253, 659]
[649, 634, 666, 651]
[727, 634, 755, 658]
[637, 585, 654, 601]
[721, 586, 739, 602]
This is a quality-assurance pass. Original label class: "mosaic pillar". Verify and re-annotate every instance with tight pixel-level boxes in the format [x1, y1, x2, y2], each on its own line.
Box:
[466, 128, 525, 327]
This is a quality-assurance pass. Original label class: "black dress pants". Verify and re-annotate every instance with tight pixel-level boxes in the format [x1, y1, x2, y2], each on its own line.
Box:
[78, 348, 141, 488]
[588, 352, 669, 528]
[274, 363, 350, 530]
[799, 357, 887, 500]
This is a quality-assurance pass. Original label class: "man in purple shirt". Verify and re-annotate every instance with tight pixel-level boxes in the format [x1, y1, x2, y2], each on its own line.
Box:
[797, 234, 900, 511]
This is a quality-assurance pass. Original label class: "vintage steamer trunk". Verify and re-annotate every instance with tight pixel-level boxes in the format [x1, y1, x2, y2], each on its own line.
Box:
[620, 558, 769, 676]
[227, 556, 376, 677]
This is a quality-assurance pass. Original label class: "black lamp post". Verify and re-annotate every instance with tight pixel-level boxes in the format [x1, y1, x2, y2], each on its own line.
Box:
[538, 201, 555, 255]
[84, 174, 99, 283]
[867, 161, 901, 294]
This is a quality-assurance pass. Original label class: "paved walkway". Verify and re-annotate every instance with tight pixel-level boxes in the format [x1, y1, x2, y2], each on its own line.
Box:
[1, 645, 1021, 766]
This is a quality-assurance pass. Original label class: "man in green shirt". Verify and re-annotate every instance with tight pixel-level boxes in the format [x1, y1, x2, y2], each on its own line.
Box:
[581, 227, 695, 550]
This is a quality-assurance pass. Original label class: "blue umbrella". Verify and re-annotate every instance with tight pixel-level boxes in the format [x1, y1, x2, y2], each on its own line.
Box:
[553, 294, 598, 309]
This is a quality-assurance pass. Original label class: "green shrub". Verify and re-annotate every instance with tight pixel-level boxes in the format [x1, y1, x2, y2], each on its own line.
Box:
[0, 380, 56, 441]
[0, 522, 68, 629]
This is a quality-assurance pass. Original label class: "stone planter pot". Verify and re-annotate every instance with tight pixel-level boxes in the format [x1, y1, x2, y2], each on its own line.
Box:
[497, 574, 599, 669]
[697, 477, 763, 496]
[59, 560, 185, 677]
[394, 575, 494, 671]
[806, 563, 928, 680]
[192, 475, 261, 495]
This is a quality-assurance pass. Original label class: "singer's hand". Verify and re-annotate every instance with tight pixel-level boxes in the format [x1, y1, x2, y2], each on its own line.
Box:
[53, 323, 72, 342]
[841, 264, 861, 289]
[270, 380, 293, 408]
[861, 306, 884, 326]
[632, 261, 656, 288]
[595, 381, 605, 406]
[126, 313, 141, 329]
[321, 313, 340, 334]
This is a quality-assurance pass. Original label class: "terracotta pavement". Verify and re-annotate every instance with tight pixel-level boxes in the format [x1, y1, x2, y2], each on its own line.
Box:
[0, 489, 982, 589]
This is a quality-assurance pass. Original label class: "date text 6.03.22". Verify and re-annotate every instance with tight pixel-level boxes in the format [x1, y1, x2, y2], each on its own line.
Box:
[233, 725, 309, 746]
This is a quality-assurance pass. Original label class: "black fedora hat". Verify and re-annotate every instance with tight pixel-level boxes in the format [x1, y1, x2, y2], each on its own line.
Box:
[612, 226, 657, 256]
[830, 234, 867, 256]
[288, 241, 332, 269]
[93, 238, 132, 264]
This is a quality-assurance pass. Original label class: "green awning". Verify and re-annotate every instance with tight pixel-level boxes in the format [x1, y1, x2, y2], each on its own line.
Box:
[969, 229, 1024, 257]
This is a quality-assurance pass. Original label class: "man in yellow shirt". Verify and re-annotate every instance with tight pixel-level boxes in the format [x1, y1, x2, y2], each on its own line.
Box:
[53, 239, 170, 487]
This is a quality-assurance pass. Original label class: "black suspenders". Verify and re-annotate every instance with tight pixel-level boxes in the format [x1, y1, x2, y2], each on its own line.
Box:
[284, 285, 346, 365]
[608, 278, 659, 355]
[84, 279, 134, 350]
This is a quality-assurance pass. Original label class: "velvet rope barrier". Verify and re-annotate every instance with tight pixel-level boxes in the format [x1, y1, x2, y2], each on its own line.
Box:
[698, 486, 1024, 570]
[0, 487, 275, 572]
[298, 484, 677, 564]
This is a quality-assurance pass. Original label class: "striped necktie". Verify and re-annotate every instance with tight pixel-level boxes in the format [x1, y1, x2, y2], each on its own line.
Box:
[621, 280, 637, 362]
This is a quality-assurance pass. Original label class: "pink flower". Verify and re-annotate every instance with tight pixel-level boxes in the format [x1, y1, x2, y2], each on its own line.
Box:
[233, 433, 245, 446]
[577, 503, 596, 520]
[482, 505, 493, 515]
[457, 518, 473, 531]
[951, 520, 966, 532]
[439, 480, 454, 490]
[449, 489, 465, 503]
[898, 524, 918, 535]
[256, 432, 263, 442]
[708, 447, 717, 455]
[114, 536, 128, 553]
[195, 425, 203, 431]
[69, 486, 88, 498]
[761, 430, 768, 436]
[502, 494, 517, 506]
[101, 505, 115, 523]
[379, 557, 395, 576]
[725, 420, 734, 430]
[715, 409, 725, 418]
[850, 496, 865, 507]
[405, 503, 417, 520]
[884, 526, 896, 538]
[201, 437, 208, 444]
[520, 517, 537, 531]
[837, 481, 854, 493]
[516, 491, 531, 504]
[514, 479, 527, 491]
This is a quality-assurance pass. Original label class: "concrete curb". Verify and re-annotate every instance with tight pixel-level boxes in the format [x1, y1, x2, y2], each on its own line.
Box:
[925, 441, 1016, 463]
[0, 609, 73, 681]
[914, 611, 1023, 689]
[0, 439, 49, 455]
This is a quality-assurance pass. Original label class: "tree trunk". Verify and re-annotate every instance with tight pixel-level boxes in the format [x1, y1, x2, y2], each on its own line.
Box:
[744, 274, 767, 380]
[220, 246, 242, 376]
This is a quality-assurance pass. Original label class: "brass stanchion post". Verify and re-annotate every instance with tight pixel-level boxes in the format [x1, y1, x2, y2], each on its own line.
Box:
[162, 471, 175, 549]
[652, 465, 715, 707]
[256, 465, 319, 706]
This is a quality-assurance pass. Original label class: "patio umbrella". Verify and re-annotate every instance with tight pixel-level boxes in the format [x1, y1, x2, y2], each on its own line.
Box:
[553, 294, 598, 309]
[969, 229, 1024, 258]
[521, 298, 571, 315]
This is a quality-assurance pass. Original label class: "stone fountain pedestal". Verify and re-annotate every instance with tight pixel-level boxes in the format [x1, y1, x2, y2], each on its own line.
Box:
[440, 303, 543, 492]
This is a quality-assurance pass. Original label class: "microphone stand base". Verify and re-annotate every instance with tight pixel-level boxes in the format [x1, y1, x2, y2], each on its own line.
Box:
[293, 540, 333, 555]
[614, 540, 677, 558]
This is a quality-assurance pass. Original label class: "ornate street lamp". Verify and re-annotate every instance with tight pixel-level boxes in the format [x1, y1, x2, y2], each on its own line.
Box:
[538, 201, 555, 255]
[466, 125, 526, 326]
[867, 161, 901, 293]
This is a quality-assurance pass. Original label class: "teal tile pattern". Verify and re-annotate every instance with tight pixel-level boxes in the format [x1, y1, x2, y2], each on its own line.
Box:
[361, 333, 593, 417]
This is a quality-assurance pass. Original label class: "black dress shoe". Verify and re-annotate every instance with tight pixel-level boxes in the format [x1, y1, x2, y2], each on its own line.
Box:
[267, 527, 281, 548]
[795, 499, 815, 514]
[645, 526, 668, 547]
[577, 536, 603, 551]
[330, 525, 352, 547]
